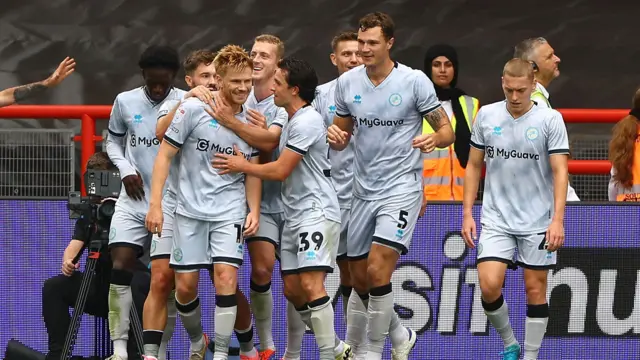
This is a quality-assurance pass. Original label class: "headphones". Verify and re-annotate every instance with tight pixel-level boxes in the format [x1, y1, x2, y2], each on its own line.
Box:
[530, 61, 539, 72]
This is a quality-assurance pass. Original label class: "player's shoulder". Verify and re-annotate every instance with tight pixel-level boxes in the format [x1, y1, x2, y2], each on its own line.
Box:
[531, 104, 562, 121]
[477, 101, 506, 117]
[394, 62, 426, 80]
[294, 106, 324, 128]
[115, 86, 145, 103]
[170, 87, 188, 98]
[316, 79, 337, 96]
[337, 65, 365, 83]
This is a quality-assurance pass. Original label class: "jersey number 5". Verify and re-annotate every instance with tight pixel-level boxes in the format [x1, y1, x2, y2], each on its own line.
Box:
[397, 210, 409, 229]
[299, 231, 324, 252]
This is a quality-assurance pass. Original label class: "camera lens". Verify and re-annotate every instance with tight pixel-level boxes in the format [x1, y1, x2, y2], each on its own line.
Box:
[98, 200, 115, 219]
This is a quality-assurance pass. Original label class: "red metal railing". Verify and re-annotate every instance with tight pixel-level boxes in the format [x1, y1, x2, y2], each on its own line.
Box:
[0, 105, 629, 195]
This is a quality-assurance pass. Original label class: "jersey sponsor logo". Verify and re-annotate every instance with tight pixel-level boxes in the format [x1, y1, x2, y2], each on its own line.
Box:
[486, 146, 540, 160]
[196, 139, 252, 160]
[353, 94, 362, 104]
[355, 117, 404, 128]
[526, 126, 540, 140]
[173, 108, 186, 124]
[389, 93, 403, 106]
[130, 134, 160, 148]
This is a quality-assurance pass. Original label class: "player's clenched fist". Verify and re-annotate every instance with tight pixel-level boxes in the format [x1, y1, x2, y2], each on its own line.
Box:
[412, 133, 436, 153]
[327, 124, 349, 149]
[145, 205, 164, 236]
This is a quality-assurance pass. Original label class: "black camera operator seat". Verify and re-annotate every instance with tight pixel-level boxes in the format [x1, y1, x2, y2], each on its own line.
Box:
[63, 170, 144, 359]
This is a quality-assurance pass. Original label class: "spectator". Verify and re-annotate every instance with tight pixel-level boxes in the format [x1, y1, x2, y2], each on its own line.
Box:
[514, 37, 581, 201]
[608, 87, 640, 202]
[422, 44, 479, 201]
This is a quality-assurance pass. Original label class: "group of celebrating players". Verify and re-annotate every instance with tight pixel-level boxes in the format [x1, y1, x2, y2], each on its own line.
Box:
[104, 10, 569, 360]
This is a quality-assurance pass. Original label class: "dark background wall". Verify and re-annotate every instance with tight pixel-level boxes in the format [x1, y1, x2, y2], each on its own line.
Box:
[0, 0, 637, 198]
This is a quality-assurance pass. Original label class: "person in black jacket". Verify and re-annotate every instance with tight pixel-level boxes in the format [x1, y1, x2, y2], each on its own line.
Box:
[42, 152, 151, 360]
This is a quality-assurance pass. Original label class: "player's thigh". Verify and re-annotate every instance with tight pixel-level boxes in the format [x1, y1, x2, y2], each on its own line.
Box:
[337, 208, 350, 262]
[372, 191, 423, 255]
[170, 213, 211, 272]
[108, 206, 148, 255]
[209, 219, 245, 269]
[346, 197, 376, 260]
[150, 208, 175, 261]
[279, 224, 301, 277]
[292, 218, 340, 275]
[476, 227, 517, 290]
[516, 232, 557, 270]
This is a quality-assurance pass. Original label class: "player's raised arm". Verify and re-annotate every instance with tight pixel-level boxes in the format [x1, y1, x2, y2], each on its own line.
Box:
[205, 92, 280, 151]
[0, 57, 76, 108]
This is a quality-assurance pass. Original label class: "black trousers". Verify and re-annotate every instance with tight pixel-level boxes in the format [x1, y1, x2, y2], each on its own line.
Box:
[42, 270, 150, 360]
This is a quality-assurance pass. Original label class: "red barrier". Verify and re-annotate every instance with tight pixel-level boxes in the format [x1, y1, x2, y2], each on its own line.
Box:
[0, 105, 625, 194]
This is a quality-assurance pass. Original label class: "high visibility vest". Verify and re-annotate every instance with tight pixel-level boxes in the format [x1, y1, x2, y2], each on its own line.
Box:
[615, 127, 640, 202]
[422, 95, 479, 200]
[531, 89, 551, 107]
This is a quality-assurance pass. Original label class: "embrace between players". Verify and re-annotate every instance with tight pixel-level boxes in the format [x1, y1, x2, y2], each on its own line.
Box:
[105, 11, 569, 360]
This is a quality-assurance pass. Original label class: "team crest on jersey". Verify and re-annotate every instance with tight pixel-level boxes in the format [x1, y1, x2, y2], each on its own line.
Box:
[133, 114, 143, 125]
[526, 127, 539, 140]
[353, 95, 362, 104]
[389, 93, 402, 106]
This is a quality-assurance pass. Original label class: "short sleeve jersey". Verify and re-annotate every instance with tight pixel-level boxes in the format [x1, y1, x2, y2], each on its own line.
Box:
[107, 87, 187, 213]
[313, 79, 355, 209]
[470, 101, 570, 234]
[164, 97, 259, 222]
[334, 62, 441, 200]
[279, 105, 341, 227]
[245, 89, 288, 214]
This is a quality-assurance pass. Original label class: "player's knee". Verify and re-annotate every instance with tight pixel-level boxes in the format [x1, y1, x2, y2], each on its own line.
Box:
[150, 269, 174, 296]
[338, 259, 351, 285]
[478, 276, 503, 301]
[214, 265, 238, 294]
[281, 275, 301, 303]
[366, 261, 392, 288]
[175, 274, 198, 300]
[250, 263, 274, 285]
[524, 275, 547, 303]
[299, 272, 326, 299]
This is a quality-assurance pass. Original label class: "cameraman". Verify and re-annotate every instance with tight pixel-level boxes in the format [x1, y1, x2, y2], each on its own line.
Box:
[42, 152, 150, 360]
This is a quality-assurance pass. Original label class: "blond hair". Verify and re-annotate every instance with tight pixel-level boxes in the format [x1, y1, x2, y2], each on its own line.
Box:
[213, 45, 253, 77]
[502, 58, 535, 80]
[254, 34, 285, 59]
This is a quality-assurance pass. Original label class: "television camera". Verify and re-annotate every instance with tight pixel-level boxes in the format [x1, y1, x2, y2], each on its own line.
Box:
[62, 169, 145, 359]
[68, 169, 122, 224]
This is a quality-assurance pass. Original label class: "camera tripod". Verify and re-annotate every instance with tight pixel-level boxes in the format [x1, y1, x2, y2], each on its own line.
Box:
[60, 224, 145, 360]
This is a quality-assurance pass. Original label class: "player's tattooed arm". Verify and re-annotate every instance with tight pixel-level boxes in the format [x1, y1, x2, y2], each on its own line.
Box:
[425, 107, 455, 148]
[0, 57, 76, 108]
